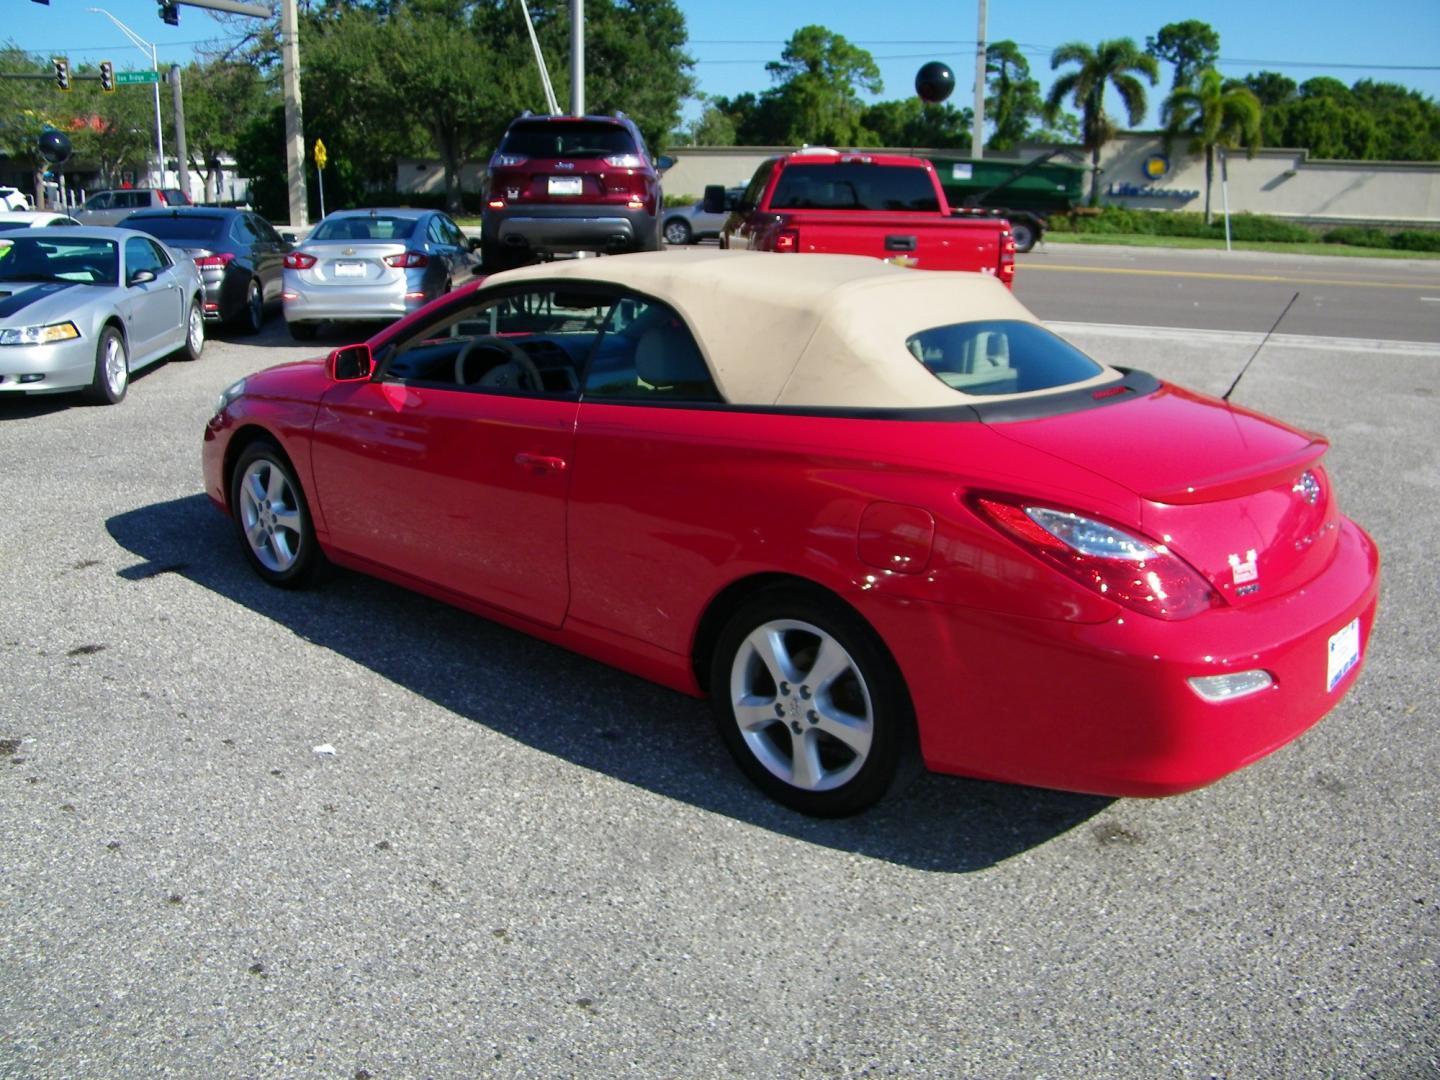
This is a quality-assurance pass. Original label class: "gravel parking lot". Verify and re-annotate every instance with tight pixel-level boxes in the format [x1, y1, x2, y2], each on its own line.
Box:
[2, 281, 1436, 1077]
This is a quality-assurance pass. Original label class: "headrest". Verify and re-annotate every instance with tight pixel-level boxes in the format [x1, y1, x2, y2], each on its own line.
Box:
[634, 323, 710, 388]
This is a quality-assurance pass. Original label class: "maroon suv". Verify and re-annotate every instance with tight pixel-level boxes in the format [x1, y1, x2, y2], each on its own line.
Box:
[482, 113, 670, 268]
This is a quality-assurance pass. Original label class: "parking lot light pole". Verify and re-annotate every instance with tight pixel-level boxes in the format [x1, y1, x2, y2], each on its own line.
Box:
[87, 7, 166, 187]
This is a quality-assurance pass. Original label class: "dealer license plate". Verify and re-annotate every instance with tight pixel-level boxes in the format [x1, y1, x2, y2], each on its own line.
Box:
[548, 176, 583, 196]
[1326, 617, 1360, 692]
[333, 261, 366, 278]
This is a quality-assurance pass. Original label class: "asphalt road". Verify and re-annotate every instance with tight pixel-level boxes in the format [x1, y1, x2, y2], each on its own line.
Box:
[1, 264, 1437, 1078]
[1016, 242, 1440, 344]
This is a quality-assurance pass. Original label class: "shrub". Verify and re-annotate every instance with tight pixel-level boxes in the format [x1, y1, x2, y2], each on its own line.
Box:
[1322, 226, 1391, 248]
[1392, 229, 1440, 253]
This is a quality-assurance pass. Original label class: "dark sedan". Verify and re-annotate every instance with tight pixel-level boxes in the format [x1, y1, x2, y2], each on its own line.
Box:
[120, 208, 293, 334]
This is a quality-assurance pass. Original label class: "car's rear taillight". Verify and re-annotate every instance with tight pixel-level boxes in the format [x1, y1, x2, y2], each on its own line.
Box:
[284, 252, 317, 269]
[603, 153, 645, 168]
[383, 251, 429, 268]
[973, 496, 1219, 620]
[999, 230, 1016, 286]
[490, 153, 527, 168]
[774, 229, 801, 253]
[193, 252, 235, 269]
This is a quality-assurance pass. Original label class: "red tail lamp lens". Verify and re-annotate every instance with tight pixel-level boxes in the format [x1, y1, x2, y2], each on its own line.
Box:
[973, 497, 1218, 620]
[284, 252, 317, 269]
[384, 252, 430, 268]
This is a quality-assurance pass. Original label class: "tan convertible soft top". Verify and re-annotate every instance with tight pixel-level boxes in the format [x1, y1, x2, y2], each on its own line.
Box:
[490, 249, 1118, 408]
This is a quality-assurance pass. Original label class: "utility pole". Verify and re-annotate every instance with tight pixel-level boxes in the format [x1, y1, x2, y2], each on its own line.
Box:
[280, 0, 306, 227]
[569, 0, 584, 117]
[971, 0, 987, 158]
[170, 64, 189, 201]
[87, 8, 165, 186]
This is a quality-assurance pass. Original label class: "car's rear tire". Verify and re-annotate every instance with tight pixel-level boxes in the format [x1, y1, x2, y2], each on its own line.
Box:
[710, 587, 914, 816]
[287, 321, 317, 341]
[84, 326, 128, 405]
[663, 218, 692, 246]
[230, 440, 322, 589]
[178, 297, 205, 361]
[236, 278, 264, 335]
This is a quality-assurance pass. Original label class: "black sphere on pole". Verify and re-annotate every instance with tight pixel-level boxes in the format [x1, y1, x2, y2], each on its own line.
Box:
[914, 62, 956, 104]
[37, 128, 72, 165]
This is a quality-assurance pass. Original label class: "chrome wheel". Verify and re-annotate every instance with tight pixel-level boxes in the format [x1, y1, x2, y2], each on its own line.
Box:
[238, 457, 304, 574]
[186, 300, 205, 357]
[728, 618, 874, 793]
[663, 219, 692, 245]
[104, 335, 127, 397]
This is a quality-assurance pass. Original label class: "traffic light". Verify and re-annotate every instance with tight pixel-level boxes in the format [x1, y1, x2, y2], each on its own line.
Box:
[99, 61, 115, 93]
[158, 1, 179, 26]
[52, 58, 71, 92]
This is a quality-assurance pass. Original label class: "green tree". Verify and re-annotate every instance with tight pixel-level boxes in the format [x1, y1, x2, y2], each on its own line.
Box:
[1146, 20, 1220, 92]
[1242, 71, 1297, 146]
[174, 60, 271, 202]
[761, 25, 882, 146]
[1045, 38, 1159, 205]
[862, 98, 971, 149]
[1162, 68, 1262, 223]
[985, 40, 1044, 151]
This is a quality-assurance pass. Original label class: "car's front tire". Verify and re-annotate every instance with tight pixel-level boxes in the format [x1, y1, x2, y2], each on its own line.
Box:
[84, 326, 128, 405]
[710, 587, 914, 816]
[230, 440, 322, 589]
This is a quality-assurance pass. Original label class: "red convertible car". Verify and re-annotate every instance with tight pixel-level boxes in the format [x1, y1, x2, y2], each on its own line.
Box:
[203, 250, 1379, 816]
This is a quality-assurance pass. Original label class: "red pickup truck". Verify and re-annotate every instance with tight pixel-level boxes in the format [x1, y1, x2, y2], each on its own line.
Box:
[704, 149, 1016, 286]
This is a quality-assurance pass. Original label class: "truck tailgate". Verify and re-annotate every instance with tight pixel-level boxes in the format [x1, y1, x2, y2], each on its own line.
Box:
[786, 212, 1004, 273]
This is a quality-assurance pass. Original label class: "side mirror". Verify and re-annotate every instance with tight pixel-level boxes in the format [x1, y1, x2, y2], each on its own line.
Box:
[656, 155, 675, 172]
[279, 230, 297, 244]
[328, 343, 374, 382]
[702, 185, 727, 214]
[467, 236, 484, 252]
[127, 268, 157, 286]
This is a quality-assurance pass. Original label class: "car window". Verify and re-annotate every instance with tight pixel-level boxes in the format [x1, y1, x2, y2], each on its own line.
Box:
[740, 160, 776, 213]
[131, 214, 226, 241]
[426, 216, 447, 245]
[905, 320, 1105, 396]
[584, 297, 720, 403]
[251, 216, 283, 244]
[231, 215, 260, 244]
[0, 235, 118, 284]
[85, 192, 114, 210]
[309, 215, 417, 242]
[771, 163, 940, 213]
[380, 287, 615, 396]
[125, 236, 171, 277]
[499, 120, 636, 159]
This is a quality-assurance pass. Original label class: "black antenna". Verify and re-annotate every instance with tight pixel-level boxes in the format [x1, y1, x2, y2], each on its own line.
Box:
[1223, 291, 1300, 402]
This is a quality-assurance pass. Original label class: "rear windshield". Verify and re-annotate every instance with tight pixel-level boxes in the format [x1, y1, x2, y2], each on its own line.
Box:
[499, 121, 637, 160]
[309, 216, 418, 242]
[127, 215, 226, 241]
[771, 163, 940, 212]
[906, 320, 1105, 396]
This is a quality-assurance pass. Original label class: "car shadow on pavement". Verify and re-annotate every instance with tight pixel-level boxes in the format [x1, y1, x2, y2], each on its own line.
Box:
[106, 494, 1113, 873]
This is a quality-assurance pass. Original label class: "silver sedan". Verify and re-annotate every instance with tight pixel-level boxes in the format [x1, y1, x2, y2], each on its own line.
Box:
[0, 227, 205, 405]
[282, 208, 479, 340]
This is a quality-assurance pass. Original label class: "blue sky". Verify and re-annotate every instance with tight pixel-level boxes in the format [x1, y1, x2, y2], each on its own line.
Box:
[8, 0, 1440, 131]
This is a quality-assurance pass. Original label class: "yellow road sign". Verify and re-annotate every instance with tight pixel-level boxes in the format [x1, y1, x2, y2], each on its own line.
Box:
[313, 139, 327, 170]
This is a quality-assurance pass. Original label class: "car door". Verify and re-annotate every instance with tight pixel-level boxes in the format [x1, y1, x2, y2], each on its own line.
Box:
[247, 214, 287, 301]
[308, 284, 604, 628]
[120, 236, 185, 359]
[425, 214, 466, 284]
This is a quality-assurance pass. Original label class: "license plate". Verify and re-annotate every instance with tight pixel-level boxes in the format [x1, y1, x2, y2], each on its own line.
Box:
[548, 176, 583, 196]
[333, 261, 366, 278]
[1326, 617, 1360, 692]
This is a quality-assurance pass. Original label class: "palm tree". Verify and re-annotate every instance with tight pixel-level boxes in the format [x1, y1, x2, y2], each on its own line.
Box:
[1163, 69, 1263, 224]
[1045, 38, 1159, 205]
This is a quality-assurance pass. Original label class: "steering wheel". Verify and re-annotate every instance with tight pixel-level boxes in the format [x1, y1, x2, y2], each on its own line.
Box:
[454, 335, 544, 391]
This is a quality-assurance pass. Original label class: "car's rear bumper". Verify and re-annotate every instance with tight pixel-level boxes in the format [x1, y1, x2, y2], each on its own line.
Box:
[867, 515, 1381, 797]
[0, 338, 94, 394]
[282, 274, 426, 323]
[484, 205, 656, 254]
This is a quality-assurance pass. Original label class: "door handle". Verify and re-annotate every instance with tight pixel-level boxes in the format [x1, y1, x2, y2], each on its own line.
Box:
[884, 235, 917, 252]
[514, 452, 567, 473]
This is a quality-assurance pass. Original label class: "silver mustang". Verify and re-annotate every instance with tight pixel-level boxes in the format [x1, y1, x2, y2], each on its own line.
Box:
[0, 226, 205, 404]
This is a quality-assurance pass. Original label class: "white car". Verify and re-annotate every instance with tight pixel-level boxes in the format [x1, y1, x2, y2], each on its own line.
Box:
[0, 211, 81, 231]
[0, 187, 34, 212]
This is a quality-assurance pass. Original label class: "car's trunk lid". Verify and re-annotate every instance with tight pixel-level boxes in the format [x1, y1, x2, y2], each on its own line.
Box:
[986, 381, 1339, 606]
[300, 241, 405, 287]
